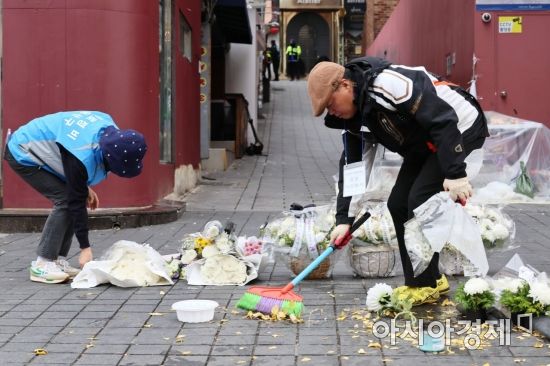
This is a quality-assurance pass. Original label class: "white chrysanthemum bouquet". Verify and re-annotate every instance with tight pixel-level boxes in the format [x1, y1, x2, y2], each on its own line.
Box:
[365, 283, 415, 321]
[464, 204, 516, 250]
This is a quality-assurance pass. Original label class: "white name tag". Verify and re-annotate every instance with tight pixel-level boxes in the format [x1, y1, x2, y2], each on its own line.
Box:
[343, 161, 367, 197]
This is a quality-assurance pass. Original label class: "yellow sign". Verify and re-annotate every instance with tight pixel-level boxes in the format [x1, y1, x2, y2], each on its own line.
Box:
[498, 16, 522, 33]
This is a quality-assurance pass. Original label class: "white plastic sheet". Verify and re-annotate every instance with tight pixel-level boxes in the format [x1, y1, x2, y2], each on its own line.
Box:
[359, 111, 550, 203]
[404, 193, 489, 277]
[71, 240, 174, 288]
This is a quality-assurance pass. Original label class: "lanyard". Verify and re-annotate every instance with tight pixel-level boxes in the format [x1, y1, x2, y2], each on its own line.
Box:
[343, 121, 366, 165]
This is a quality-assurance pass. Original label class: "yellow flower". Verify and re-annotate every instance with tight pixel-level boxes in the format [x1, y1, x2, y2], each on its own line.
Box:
[194, 237, 212, 255]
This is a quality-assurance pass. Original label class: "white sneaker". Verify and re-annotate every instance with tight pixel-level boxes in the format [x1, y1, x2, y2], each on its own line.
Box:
[30, 261, 69, 284]
[55, 258, 81, 278]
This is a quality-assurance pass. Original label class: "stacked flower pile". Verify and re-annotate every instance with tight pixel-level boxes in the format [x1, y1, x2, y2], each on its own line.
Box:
[180, 221, 262, 285]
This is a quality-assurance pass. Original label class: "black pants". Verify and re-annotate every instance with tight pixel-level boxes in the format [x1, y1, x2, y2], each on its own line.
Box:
[287, 61, 299, 80]
[272, 61, 280, 81]
[387, 136, 485, 287]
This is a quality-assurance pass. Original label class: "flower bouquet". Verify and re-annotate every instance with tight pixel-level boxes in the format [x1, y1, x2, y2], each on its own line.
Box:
[262, 205, 338, 279]
[180, 221, 261, 285]
[404, 193, 489, 278]
[366, 283, 415, 322]
[454, 277, 495, 322]
[499, 281, 550, 324]
[464, 204, 516, 251]
[348, 203, 400, 278]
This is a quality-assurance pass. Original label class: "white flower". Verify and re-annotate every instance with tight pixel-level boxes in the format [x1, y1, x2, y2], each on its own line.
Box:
[529, 282, 550, 306]
[200, 254, 247, 284]
[366, 283, 393, 311]
[464, 277, 491, 295]
[492, 277, 525, 293]
[203, 220, 223, 239]
[492, 223, 509, 240]
[202, 245, 220, 258]
[214, 232, 234, 254]
[181, 249, 198, 264]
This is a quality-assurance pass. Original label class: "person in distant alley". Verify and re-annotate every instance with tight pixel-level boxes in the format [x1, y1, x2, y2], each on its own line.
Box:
[286, 39, 302, 80]
[307, 57, 489, 306]
[269, 40, 281, 81]
[4, 111, 147, 284]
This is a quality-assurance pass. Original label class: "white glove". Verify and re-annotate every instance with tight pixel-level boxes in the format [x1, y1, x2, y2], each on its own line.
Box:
[443, 177, 473, 202]
[330, 224, 351, 245]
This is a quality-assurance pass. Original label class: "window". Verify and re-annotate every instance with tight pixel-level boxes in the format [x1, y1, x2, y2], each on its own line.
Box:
[159, 0, 173, 163]
[179, 10, 192, 61]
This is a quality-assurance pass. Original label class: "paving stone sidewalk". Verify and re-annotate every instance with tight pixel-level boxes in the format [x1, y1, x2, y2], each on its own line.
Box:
[1, 81, 550, 365]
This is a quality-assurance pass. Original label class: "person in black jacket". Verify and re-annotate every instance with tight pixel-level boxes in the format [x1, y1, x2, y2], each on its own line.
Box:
[307, 58, 489, 305]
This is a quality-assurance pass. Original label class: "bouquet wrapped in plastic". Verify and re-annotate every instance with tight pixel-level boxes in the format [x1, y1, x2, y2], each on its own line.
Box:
[180, 221, 264, 285]
[348, 203, 400, 278]
[262, 204, 338, 279]
[463, 204, 516, 251]
[404, 193, 489, 277]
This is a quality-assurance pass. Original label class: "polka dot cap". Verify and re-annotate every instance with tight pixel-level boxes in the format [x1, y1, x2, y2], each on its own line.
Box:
[99, 126, 147, 178]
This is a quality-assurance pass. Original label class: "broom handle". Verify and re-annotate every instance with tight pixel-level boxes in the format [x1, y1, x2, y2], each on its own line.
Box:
[283, 211, 371, 293]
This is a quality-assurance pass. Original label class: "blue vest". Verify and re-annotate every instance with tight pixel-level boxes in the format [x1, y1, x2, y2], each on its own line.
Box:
[8, 111, 117, 186]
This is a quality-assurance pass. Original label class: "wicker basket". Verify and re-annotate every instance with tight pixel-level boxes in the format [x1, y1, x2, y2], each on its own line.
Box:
[290, 257, 332, 279]
[349, 240, 397, 278]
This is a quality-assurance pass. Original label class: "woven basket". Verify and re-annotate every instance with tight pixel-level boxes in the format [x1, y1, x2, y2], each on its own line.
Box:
[349, 241, 397, 278]
[290, 257, 332, 280]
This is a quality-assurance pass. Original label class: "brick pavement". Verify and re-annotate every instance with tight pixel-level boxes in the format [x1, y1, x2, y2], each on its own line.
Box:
[1, 81, 550, 365]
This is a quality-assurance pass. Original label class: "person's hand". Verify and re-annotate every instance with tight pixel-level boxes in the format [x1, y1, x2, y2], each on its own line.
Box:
[87, 187, 99, 210]
[79, 247, 93, 268]
[330, 224, 351, 248]
[443, 177, 473, 203]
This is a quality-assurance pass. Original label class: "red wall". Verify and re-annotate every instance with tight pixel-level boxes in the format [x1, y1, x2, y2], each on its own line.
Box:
[475, 11, 550, 125]
[366, 0, 475, 89]
[2, 0, 201, 208]
[174, 0, 201, 166]
[366, 0, 550, 126]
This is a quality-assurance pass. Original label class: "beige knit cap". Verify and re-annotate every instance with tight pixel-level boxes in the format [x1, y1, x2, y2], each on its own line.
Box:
[307, 62, 345, 116]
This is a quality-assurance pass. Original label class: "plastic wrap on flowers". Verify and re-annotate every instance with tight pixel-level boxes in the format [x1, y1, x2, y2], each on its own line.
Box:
[404, 218, 434, 276]
[464, 204, 517, 252]
[351, 203, 397, 246]
[404, 193, 489, 278]
[265, 205, 338, 279]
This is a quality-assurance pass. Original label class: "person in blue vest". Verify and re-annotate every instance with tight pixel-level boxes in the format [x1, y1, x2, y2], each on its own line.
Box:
[4, 111, 147, 284]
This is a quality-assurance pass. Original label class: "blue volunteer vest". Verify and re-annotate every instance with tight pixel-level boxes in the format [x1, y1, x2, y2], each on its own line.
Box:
[8, 111, 117, 186]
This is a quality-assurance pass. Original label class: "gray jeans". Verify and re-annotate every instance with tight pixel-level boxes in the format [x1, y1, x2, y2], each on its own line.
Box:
[4, 147, 74, 260]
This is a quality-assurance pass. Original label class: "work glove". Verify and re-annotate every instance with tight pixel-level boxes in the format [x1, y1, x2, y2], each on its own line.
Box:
[443, 177, 473, 203]
[330, 224, 351, 249]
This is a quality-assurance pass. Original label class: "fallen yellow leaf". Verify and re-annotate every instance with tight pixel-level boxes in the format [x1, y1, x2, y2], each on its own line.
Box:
[483, 363, 490, 366]
[148, 312, 164, 316]
[368, 342, 382, 349]
[33, 348, 48, 356]
[180, 351, 192, 355]
[357, 348, 366, 354]
[534, 342, 544, 348]
[301, 357, 311, 362]
[441, 299, 455, 307]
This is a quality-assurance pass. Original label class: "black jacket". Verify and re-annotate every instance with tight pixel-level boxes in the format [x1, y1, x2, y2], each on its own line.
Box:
[330, 57, 489, 225]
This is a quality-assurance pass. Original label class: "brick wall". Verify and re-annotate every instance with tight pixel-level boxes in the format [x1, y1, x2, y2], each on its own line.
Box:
[364, 0, 399, 50]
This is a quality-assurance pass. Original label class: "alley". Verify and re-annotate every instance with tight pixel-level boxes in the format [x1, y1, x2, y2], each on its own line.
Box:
[0, 81, 550, 365]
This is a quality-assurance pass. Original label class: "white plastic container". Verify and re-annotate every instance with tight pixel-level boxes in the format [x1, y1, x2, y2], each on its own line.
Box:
[171, 300, 219, 323]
